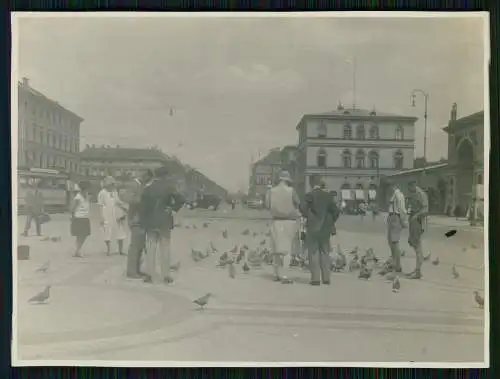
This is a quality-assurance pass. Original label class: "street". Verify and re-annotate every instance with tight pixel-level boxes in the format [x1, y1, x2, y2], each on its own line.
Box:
[14, 203, 486, 364]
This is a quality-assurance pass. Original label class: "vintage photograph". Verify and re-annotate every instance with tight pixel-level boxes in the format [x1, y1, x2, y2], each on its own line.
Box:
[11, 12, 488, 366]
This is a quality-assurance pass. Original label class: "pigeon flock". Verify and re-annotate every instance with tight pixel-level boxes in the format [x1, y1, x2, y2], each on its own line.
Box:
[26, 223, 485, 314]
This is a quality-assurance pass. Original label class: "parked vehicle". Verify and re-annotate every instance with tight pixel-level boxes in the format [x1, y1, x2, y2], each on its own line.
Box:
[186, 194, 221, 210]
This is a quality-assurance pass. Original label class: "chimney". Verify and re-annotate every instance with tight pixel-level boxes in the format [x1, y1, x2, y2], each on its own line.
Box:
[337, 101, 344, 111]
[451, 102, 457, 122]
[21, 77, 29, 87]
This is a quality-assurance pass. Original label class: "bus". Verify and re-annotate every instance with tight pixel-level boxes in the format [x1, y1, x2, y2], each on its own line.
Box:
[17, 168, 70, 214]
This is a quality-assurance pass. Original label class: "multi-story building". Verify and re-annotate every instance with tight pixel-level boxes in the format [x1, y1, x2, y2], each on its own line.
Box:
[248, 148, 282, 198]
[17, 77, 84, 174]
[295, 102, 418, 201]
[280, 145, 299, 183]
[184, 164, 228, 201]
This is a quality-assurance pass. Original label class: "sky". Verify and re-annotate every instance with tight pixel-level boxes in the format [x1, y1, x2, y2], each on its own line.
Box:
[15, 13, 487, 192]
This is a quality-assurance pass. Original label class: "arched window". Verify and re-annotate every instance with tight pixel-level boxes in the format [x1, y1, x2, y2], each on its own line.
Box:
[355, 183, 364, 189]
[355, 149, 365, 169]
[369, 183, 378, 190]
[369, 124, 379, 139]
[340, 182, 351, 189]
[395, 125, 404, 140]
[356, 124, 365, 140]
[368, 150, 379, 169]
[317, 122, 327, 138]
[342, 149, 352, 168]
[317, 148, 327, 168]
[393, 150, 404, 169]
[343, 122, 352, 139]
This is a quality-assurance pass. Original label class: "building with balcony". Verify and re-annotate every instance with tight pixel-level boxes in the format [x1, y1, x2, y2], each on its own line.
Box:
[17, 77, 84, 174]
[294, 102, 418, 201]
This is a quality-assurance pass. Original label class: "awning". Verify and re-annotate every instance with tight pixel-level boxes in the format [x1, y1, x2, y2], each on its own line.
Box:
[368, 190, 377, 200]
[341, 190, 352, 200]
[355, 190, 365, 200]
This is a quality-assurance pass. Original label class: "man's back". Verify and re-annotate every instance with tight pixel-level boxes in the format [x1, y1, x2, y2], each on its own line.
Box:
[304, 188, 339, 236]
[140, 179, 184, 231]
[268, 183, 299, 219]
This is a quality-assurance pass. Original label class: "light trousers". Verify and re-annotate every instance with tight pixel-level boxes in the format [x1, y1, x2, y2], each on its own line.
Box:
[145, 229, 172, 279]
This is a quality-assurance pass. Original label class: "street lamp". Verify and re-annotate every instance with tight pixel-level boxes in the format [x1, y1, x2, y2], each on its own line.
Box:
[410, 89, 429, 187]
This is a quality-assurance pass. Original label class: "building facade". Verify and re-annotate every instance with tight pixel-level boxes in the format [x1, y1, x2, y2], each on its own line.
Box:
[17, 77, 84, 174]
[295, 103, 418, 200]
[248, 148, 283, 198]
[443, 106, 485, 219]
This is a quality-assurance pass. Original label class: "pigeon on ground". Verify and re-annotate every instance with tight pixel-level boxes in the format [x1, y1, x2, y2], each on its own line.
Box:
[228, 261, 236, 278]
[260, 239, 266, 245]
[185, 225, 191, 229]
[431, 257, 440, 266]
[170, 261, 181, 272]
[253, 232, 258, 237]
[349, 247, 359, 256]
[423, 252, 431, 261]
[265, 231, 271, 237]
[203, 222, 209, 228]
[230, 245, 239, 254]
[222, 229, 228, 239]
[392, 277, 401, 293]
[242, 229, 250, 235]
[220, 252, 228, 261]
[400, 249, 406, 257]
[242, 244, 249, 250]
[452, 264, 460, 279]
[28, 285, 51, 304]
[41, 236, 50, 241]
[471, 244, 478, 249]
[331, 253, 346, 272]
[50, 236, 61, 242]
[236, 250, 245, 264]
[36, 261, 50, 273]
[358, 267, 372, 280]
[193, 293, 212, 311]
[210, 242, 218, 254]
[474, 290, 484, 309]
[348, 256, 360, 271]
[192, 224, 197, 229]
[242, 262, 250, 273]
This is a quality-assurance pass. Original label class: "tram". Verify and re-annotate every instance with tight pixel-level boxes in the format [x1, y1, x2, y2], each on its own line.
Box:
[17, 168, 70, 214]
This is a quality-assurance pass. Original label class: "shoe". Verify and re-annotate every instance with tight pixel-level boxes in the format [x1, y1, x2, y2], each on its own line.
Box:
[127, 273, 142, 279]
[143, 275, 153, 283]
[273, 276, 282, 282]
[310, 281, 321, 286]
[164, 277, 174, 284]
[281, 277, 293, 284]
[405, 270, 422, 279]
[322, 281, 330, 285]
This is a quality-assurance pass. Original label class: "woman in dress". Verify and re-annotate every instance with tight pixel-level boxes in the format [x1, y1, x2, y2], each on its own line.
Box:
[70, 181, 92, 258]
[98, 176, 128, 255]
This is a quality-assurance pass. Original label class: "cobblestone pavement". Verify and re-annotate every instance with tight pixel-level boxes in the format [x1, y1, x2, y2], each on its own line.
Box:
[14, 205, 487, 364]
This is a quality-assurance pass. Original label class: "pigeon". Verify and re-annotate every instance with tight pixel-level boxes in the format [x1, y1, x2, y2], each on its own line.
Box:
[174, 222, 182, 228]
[210, 242, 218, 254]
[242, 229, 250, 235]
[192, 224, 197, 229]
[349, 247, 359, 256]
[203, 222, 209, 228]
[228, 261, 236, 278]
[474, 290, 484, 309]
[50, 236, 61, 242]
[423, 252, 431, 261]
[28, 285, 51, 304]
[193, 293, 212, 311]
[265, 231, 271, 237]
[170, 261, 181, 272]
[242, 244, 249, 250]
[431, 257, 440, 266]
[332, 253, 346, 272]
[41, 236, 50, 241]
[471, 243, 478, 249]
[220, 252, 228, 261]
[185, 225, 191, 229]
[358, 267, 372, 280]
[392, 276, 401, 293]
[230, 245, 239, 254]
[253, 232, 258, 237]
[348, 256, 360, 271]
[260, 239, 266, 245]
[400, 249, 406, 257]
[242, 262, 250, 273]
[222, 229, 228, 239]
[236, 250, 245, 264]
[35, 261, 50, 273]
[452, 265, 460, 279]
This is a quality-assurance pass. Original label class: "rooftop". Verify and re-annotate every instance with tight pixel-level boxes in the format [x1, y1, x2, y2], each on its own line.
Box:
[80, 146, 170, 162]
[255, 149, 282, 166]
[386, 163, 449, 177]
[18, 78, 84, 122]
[443, 110, 484, 133]
[297, 106, 418, 129]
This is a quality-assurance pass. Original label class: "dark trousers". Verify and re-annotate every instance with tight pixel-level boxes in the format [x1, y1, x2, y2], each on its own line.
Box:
[24, 213, 41, 236]
[127, 225, 146, 276]
[307, 235, 331, 284]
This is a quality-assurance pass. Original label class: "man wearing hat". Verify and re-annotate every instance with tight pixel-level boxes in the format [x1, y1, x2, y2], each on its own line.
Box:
[301, 175, 340, 286]
[139, 166, 185, 284]
[98, 176, 127, 255]
[381, 179, 408, 275]
[265, 170, 301, 283]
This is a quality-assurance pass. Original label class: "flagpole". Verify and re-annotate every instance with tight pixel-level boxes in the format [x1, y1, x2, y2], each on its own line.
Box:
[352, 56, 357, 110]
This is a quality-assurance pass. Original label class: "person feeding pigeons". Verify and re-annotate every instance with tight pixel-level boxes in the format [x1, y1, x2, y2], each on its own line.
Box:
[265, 170, 301, 283]
[301, 175, 341, 286]
[405, 179, 429, 279]
[383, 180, 408, 275]
[139, 166, 185, 284]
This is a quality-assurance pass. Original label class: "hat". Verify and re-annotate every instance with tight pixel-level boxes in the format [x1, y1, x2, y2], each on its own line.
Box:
[278, 171, 292, 183]
[154, 165, 169, 177]
[103, 176, 116, 187]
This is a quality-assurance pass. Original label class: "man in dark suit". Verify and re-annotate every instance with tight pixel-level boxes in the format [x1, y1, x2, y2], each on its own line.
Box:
[139, 166, 185, 284]
[301, 175, 341, 286]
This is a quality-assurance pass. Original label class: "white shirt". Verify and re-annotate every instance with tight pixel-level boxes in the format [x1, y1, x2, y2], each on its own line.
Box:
[73, 193, 90, 218]
[388, 188, 406, 215]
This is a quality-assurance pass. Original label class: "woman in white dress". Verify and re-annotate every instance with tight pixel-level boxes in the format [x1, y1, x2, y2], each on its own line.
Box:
[98, 176, 128, 255]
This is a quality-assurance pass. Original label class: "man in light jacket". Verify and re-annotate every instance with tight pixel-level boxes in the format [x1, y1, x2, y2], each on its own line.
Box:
[265, 171, 301, 283]
[22, 180, 44, 237]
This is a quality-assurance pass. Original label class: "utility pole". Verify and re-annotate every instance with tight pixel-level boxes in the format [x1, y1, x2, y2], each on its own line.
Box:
[411, 89, 429, 188]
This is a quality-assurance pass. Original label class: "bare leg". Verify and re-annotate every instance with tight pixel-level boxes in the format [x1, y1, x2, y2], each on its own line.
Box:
[118, 239, 124, 255]
[105, 241, 111, 255]
[75, 236, 87, 257]
[390, 242, 402, 272]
